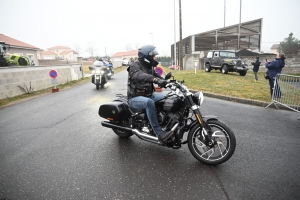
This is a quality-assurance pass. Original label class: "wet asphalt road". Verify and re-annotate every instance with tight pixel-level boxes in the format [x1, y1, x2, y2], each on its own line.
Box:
[0, 70, 299, 200]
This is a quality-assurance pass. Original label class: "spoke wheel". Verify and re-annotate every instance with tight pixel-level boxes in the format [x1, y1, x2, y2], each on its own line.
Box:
[188, 120, 236, 165]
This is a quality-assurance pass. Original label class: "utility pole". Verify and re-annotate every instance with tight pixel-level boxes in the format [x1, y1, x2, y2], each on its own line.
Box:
[238, 0, 242, 50]
[179, 0, 183, 70]
[224, 0, 226, 27]
[174, 0, 177, 68]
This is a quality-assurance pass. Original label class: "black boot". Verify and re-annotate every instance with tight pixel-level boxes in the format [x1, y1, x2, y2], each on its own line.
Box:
[158, 130, 174, 142]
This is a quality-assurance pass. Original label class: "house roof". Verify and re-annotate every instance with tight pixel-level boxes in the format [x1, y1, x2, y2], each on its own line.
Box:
[0, 34, 42, 50]
[60, 50, 79, 55]
[111, 50, 138, 58]
[41, 51, 57, 55]
[48, 45, 71, 50]
[270, 44, 279, 49]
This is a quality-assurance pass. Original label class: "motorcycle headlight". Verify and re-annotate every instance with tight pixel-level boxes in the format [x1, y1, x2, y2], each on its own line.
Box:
[92, 70, 95, 74]
[96, 69, 101, 74]
[100, 70, 105, 75]
[192, 91, 204, 106]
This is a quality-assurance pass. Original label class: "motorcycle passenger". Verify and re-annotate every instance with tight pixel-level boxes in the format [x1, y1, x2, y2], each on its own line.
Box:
[127, 45, 174, 142]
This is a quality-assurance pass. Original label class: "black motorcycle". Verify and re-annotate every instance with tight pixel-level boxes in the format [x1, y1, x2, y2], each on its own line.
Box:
[89, 60, 108, 90]
[98, 73, 236, 165]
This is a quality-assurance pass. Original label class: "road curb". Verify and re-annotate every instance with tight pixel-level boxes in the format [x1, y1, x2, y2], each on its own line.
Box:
[189, 89, 279, 109]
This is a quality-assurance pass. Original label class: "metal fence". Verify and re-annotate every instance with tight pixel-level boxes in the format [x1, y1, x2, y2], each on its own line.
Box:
[265, 74, 300, 119]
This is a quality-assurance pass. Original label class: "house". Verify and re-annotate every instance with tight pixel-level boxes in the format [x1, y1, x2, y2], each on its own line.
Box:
[45, 45, 78, 60]
[111, 50, 138, 62]
[0, 33, 42, 65]
[41, 51, 57, 60]
[270, 44, 280, 54]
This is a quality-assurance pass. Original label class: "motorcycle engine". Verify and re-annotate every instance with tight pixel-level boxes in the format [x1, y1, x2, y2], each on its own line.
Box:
[157, 111, 181, 129]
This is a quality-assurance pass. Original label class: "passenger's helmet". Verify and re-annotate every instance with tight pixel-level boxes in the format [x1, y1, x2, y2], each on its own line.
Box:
[138, 45, 159, 66]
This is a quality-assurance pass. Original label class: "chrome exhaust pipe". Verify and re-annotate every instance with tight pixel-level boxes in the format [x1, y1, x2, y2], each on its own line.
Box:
[101, 121, 132, 132]
[132, 129, 159, 143]
[101, 120, 179, 144]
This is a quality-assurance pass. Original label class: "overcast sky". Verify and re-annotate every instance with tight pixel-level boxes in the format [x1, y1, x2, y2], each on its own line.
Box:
[1, 0, 300, 57]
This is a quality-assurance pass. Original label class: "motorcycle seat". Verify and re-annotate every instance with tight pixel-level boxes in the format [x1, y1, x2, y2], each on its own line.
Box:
[129, 107, 145, 114]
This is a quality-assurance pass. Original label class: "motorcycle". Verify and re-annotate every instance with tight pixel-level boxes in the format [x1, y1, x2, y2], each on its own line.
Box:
[89, 60, 108, 90]
[104, 61, 114, 79]
[98, 73, 236, 165]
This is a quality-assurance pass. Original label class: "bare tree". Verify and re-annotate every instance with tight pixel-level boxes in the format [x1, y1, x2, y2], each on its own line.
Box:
[86, 41, 97, 57]
[125, 43, 133, 51]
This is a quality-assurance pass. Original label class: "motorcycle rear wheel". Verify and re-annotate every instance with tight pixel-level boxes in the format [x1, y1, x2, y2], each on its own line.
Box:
[112, 119, 133, 138]
[188, 120, 236, 165]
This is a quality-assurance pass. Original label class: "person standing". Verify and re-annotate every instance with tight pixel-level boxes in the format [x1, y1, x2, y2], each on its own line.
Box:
[251, 57, 261, 82]
[265, 54, 285, 97]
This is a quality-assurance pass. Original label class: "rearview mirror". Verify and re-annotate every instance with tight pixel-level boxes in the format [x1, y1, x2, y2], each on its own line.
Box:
[165, 72, 172, 80]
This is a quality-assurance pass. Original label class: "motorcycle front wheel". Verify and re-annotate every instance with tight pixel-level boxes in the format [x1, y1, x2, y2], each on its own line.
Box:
[188, 120, 236, 165]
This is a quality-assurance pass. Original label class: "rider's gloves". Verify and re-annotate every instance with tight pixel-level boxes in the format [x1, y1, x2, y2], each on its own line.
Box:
[154, 78, 167, 88]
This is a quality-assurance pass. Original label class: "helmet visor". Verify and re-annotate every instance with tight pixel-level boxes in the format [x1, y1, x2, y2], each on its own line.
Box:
[149, 47, 159, 56]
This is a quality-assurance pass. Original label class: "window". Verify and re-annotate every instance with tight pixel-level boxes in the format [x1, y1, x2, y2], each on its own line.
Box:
[207, 52, 213, 58]
[220, 51, 236, 58]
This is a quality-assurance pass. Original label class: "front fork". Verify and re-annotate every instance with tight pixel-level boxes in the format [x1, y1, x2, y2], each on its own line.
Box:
[187, 96, 215, 147]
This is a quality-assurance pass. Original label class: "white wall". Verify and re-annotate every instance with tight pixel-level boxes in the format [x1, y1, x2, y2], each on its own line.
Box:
[0, 65, 84, 99]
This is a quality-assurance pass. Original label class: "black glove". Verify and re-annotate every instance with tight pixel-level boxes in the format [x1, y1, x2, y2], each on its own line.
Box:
[154, 78, 167, 88]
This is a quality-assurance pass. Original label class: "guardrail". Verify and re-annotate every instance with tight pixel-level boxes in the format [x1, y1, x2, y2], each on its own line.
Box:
[265, 74, 300, 119]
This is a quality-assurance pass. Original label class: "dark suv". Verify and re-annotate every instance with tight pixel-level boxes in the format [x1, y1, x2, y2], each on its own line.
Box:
[205, 50, 248, 76]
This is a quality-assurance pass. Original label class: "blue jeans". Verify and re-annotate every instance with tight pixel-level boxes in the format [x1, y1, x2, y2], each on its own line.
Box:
[128, 92, 165, 136]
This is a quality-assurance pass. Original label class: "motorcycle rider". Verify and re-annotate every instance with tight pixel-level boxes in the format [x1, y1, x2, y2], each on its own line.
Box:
[127, 45, 174, 142]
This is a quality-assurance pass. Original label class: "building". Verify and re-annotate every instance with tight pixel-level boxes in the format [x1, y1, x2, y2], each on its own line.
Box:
[44, 45, 78, 60]
[111, 50, 138, 62]
[171, 18, 263, 69]
[270, 44, 280, 55]
[0, 34, 42, 66]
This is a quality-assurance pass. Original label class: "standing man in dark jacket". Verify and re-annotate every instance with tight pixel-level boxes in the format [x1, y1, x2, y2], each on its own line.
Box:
[251, 57, 261, 82]
[127, 45, 174, 142]
[265, 54, 285, 97]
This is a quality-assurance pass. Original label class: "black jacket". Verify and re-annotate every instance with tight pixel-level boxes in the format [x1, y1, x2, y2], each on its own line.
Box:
[251, 59, 261, 72]
[127, 61, 163, 99]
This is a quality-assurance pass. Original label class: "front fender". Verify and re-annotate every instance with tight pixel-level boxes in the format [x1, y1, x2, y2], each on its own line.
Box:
[189, 115, 218, 129]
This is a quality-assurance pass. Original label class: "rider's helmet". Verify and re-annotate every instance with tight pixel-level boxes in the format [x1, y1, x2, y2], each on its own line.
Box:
[138, 45, 159, 66]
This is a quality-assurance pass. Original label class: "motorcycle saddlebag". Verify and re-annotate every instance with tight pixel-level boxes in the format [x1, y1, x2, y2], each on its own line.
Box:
[98, 101, 127, 121]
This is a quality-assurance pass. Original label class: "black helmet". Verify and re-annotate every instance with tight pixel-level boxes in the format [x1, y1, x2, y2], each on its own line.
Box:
[98, 58, 103, 61]
[138, 45, 159, 65]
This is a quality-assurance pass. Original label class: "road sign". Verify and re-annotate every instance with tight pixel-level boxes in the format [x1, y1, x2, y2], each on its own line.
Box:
[49, 69, 58, 79]
[155, 67, 163, 76]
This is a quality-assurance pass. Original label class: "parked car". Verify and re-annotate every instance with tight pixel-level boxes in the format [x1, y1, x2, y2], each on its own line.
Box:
[205, 50, 248, 76]
[169, 65, 179, 70]
[122, 59, 129, 66]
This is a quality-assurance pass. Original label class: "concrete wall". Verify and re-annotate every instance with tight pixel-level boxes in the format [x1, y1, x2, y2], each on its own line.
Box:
[0, 64, 84, 100]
